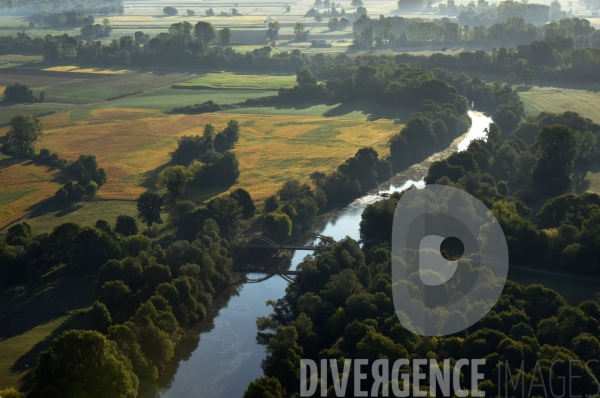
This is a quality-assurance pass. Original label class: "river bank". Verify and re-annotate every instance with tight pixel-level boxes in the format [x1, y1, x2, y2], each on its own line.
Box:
[156, 110, 493, 398]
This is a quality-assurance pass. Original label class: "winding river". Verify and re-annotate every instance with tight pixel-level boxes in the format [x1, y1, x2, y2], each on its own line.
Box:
[158, 111, 493, 398]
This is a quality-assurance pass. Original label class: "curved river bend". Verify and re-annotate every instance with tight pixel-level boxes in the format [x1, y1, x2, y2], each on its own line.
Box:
[158, 111, 492, 398]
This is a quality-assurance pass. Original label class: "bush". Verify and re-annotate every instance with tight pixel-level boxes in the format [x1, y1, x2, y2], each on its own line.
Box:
[115, 215, 139, 237]
[262, 212, 292, 240]
[3, 83, 35, 102]
[89, 301, 112, 333]
[0, 388, 25, 398]
[84, 182, 98, 197]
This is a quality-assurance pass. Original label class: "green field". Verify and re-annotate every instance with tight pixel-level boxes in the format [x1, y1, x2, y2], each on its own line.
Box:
[520, 86, 600, 124]
[3, 200, 141, 235]
[100, 87, 277, 110]
[173, 72, 296, 90]
[508, 268, 599, 306]
[0, 267, 94, 390]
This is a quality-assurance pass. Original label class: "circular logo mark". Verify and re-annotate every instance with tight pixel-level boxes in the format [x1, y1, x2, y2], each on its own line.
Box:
[391, 184, 509, 336]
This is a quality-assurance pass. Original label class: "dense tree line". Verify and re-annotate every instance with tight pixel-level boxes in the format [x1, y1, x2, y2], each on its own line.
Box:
[244, 235, 600, 396]
[0, 214, 234, 397]
[352, 15, 597, 49]
[390, 36, 600, 81]
[457, 0, 564, 25]
[2, 19, 599, 83]
[362, 108, 600, 275]
[28, 10, 95, 28]
[0, 191, 248, 396]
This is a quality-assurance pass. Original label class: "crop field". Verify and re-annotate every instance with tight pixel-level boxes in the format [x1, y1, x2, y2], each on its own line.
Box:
[6, 108, 399, 202]
[0, 102, 74, 126]
[0, 155, 69, 229]
[0, 55, 42, 69]
[520, 86, 600, 124]
[42, 66, 130, 75]
[173, 72, 295, 90]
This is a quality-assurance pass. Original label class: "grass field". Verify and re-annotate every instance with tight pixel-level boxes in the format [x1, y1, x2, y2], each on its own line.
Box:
[96, 88, 278, 110]
[173, 72, 295, 90]
[508, 268, 599, 306]
[0, 267, 94, 390]
[520, 86, 600, 124]
[1, 108, 400, 202]
[0, 155, 69, 229]
[3, 200, 143, 235]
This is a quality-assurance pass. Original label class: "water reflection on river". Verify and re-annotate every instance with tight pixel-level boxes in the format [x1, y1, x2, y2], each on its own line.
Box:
[158, 111, 492, 398]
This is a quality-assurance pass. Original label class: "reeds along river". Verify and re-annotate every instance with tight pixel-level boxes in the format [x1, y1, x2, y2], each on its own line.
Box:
[155, 111, 493, 398]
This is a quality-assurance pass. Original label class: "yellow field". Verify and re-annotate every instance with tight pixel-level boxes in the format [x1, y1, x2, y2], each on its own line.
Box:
[0, 86, 6, 95]
[520, 86, 600, 124]
[42, 66, 129, 75]
[6, 109, 399, 202]
[0, 156, 68, 228]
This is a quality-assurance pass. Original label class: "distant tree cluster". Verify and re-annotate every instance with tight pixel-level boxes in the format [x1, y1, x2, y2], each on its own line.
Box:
[55, 180, 98, 201]
[172, 100, 222, 115]
[29, 10, 95, 28]
[351, 15, 597, 49]
[163, 6, 178, 16]
[159, 120, 241, 201]
[3, 83, 44, 103]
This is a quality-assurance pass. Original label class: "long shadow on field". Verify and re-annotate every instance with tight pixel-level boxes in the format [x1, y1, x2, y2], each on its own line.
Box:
[23, 199, 83, 221]
[11, 314, 90, 391]
[322, 102, 414, 121]
[0, 156, 22, 170]
[141, 162, 171, 191]
[0, 269, 94, 342]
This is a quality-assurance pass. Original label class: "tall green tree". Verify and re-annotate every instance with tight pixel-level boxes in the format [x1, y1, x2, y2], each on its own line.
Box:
[157, 165, 194, 202]
[137, 192, 164, 229]
[2, 114, 44, 156]
[266, 21, 281, 41]
[218, 27, 232, 46]
[533, 124, 579, 192]
[115, 215, 139, 236]
[33, 330, 138, 398]
[194, 21, 216, 45]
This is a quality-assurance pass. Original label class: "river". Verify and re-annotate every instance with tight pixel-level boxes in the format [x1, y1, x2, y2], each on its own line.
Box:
[158, 111, 492, 398]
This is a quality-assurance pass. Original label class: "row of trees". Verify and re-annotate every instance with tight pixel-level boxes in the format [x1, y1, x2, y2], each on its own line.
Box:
[351, 15, 597, 49]
[457, 0, 565, 26]
[1, 114, 108, 202]
[2, 19, 598, 83]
